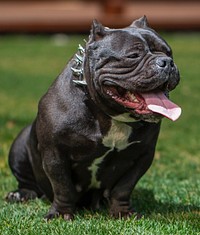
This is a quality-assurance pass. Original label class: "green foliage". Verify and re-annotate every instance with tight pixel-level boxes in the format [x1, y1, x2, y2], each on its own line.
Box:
[0, 33, 199, 235]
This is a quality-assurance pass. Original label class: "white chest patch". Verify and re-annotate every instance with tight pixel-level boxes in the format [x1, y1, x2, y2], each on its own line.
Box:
[111, 113, 138, 123]
[88, 119, 140, 188]
[88, 148, 113, 188]
[103, 119, 134, 151]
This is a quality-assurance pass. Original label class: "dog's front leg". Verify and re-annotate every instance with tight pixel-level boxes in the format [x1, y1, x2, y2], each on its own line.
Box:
[109, 150, 155, 219]
[42, 148, 77, 221]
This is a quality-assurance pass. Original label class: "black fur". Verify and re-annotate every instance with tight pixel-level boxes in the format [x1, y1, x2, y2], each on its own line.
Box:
[6, 17, 180, 220]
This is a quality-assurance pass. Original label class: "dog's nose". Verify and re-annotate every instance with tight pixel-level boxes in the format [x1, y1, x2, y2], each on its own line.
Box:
[156, 57, 174, 68]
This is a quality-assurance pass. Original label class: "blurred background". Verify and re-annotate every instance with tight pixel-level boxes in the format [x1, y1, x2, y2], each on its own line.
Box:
[0, 0, 199, 33]
[0, 1, 200, 233]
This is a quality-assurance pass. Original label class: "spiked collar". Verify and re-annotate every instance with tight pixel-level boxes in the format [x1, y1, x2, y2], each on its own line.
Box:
[71, 44, 87, 86]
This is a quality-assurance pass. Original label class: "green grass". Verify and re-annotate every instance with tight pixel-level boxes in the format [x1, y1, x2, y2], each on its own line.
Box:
[0, 33, 200, 235]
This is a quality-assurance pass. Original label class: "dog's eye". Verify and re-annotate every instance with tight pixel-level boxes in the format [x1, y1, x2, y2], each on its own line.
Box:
[166, 49, 173, 57]
[127, 53, 140, 59]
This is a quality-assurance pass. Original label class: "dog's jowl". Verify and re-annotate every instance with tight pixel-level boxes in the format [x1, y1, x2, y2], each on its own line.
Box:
[6, 16, 181, 220]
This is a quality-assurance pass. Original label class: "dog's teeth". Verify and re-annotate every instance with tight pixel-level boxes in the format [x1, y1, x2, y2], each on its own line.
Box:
[107, 90, 113, 96]
[130, 94, 135, 99]
[132, 97, 139, 102]
[128, 92, 139, 102]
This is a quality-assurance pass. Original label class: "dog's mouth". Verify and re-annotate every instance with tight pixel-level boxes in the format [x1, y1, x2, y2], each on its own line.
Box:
[103, 84, 181, 121]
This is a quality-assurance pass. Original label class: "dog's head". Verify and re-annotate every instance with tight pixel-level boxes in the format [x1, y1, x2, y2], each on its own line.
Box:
[83, 16, 181, 122]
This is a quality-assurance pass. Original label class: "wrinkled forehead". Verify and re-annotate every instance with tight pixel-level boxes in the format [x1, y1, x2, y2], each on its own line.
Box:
[102, 27, 172, 56]
[132, 27, 172, 56]
[106, 30, 145, 48]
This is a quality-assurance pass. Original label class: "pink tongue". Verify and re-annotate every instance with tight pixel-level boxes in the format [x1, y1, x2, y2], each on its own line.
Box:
[141, 92, 181, 121]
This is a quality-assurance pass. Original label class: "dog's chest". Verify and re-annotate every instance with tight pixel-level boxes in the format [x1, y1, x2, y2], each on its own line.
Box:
[88, 120, 134, 188]
[102, 120, 133, 150]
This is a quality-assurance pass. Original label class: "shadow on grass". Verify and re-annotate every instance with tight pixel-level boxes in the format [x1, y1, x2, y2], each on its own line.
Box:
[132, 188, 199, 214]
[73, 188, 199, 226]
[131, 188, 200, 229]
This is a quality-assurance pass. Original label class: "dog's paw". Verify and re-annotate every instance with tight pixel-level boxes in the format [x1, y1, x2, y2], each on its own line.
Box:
[44, 208, 74, 221]
[6, 189, 38, 202]
[109, 207, 142, 220]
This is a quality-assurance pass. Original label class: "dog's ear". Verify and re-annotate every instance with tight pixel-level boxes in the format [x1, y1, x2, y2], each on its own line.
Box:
[130, 16, 149, 28]
[89, 19, 106, 42]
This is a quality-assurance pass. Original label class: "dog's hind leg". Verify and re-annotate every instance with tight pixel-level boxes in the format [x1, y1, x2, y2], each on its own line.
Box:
[6, 125, 43, 202]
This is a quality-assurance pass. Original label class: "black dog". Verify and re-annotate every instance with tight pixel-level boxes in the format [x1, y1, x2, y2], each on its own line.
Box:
[6, 16, 181, 220]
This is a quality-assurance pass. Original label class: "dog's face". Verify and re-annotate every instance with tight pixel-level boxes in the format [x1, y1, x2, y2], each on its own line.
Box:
[84, 16, 181, 122]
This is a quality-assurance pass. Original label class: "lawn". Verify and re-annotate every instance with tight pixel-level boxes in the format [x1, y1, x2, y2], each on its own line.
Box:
[0, 33, 200, 235]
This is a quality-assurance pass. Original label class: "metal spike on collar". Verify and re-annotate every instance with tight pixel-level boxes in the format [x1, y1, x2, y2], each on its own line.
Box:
[73, 80, 87, 86]
[78, 44, 85, 54]
[71, 67, 83, 76]
[72, 43, 86, 86]
[75, 54, 83, 63]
